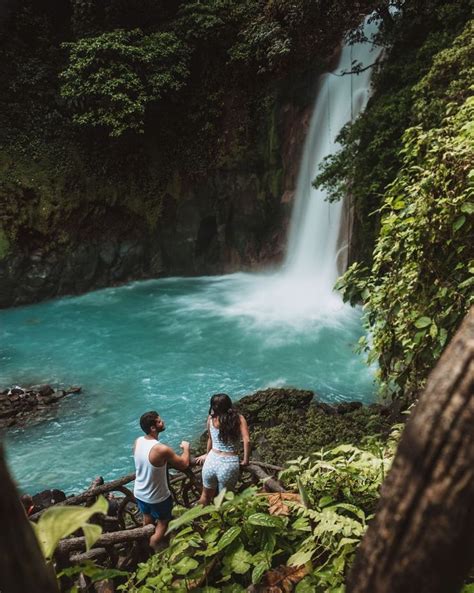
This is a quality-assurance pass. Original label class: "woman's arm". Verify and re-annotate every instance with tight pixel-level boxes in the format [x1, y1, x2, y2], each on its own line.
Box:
[239, 414, 250, 466]
[196, 416, 212, 464]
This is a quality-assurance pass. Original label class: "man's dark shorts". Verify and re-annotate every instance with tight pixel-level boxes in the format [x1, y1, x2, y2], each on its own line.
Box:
[136, 495, 173, 521]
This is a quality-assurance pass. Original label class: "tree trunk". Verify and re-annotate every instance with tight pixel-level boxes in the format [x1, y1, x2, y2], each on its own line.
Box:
[0, 444, 59, 593]
[348, 307, 474, 593]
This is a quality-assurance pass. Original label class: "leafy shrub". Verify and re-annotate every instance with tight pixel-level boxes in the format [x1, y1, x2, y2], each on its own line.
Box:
[280, 442, 392, 515]
[336, 21, 473, 395]
[325, 17, 474, 396]
[122, 431, 401, 592]
[60, 29, 190, 136]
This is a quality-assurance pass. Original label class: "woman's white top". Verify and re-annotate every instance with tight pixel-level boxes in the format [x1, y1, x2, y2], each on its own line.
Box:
[133, 436, 171, 504]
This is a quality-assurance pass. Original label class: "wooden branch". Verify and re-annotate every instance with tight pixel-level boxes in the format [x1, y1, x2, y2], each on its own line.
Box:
[69, 548, 108, 564]
[244, 463, 286, 493]
[348, 307, 474, 593]
[248, 460, 283, 472]
[30, 473, 136, 520]
[0, 444, 59, 593]
[56, 525, 155, 554]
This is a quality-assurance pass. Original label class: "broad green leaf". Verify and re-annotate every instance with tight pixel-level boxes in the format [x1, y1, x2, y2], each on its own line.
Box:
[252, 561, 268, 585]
[230, 545, 253, 574]
[166, 504, 215, 533]
[203, 526, 221, 544]
[453, 215, 466, 231]
[247, 513, 284, 529]
[217, 525, 241, 550]
[461, 203, 474, 214]
[34, 496, 108, 559]
[287, 547, 315, 566]
[82, 523, 102, 551]
[392, 200, 405, 210]
[214, 488, 227, 509]
[296, 577, 317, 593]
[173, 556, 199, 576]
[58, 562, 127, 581]
[319, 496, 334, 508]
[414, 316, 431, 329]
[438, 328, 448, 346]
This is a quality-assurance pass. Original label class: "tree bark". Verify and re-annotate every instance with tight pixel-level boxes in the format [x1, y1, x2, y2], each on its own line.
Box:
[56, 525, 155, 554]
[348, 307, 474, 593]
[245, 463, 286, 493]
[0, 444, 59, 593]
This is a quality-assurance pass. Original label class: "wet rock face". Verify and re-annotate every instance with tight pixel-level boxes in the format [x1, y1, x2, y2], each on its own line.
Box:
[0, 384, 81, 429]
[0, 71, 317, 308]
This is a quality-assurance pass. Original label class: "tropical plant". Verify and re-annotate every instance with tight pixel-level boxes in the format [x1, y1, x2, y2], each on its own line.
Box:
[324, 16, 474, 396]
[32, 496, 126, 590]
[60, 29, 190, 136]
[33, 495, 108, 559]
[122, 431, 401, 592]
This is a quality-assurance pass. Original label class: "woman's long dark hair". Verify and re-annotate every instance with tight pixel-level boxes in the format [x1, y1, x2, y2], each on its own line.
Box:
[209, 393, 240, 444]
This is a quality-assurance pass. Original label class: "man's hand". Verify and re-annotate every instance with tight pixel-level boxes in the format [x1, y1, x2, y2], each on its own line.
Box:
[180, 440, 190, 450]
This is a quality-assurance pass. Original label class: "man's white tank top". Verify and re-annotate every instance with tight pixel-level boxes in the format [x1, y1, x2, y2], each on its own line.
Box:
[133, 437, 171, 504]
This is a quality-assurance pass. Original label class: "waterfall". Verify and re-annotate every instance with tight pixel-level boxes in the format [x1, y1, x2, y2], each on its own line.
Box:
[194, 16, 385, 328]
[282, 17, 383, 309]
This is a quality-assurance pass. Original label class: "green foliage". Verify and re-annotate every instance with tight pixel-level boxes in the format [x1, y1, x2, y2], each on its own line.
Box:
[60, 29, 190, 136]
[314, 0, 472, 262]
[123, 431, 400, 592]
[280, 437, 397, 515]
[248, 405, 394, 466]
[32, 495, 108, 559]
[335, 19, 474, 395]
[120, 488, 292, 592]
[58, 561, 127, 585]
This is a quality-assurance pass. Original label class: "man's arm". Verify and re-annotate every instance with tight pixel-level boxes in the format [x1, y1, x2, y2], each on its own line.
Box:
[149, 441, 190, 471]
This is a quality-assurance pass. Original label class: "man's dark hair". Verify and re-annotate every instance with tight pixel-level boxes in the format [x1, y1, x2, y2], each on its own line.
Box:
[140, 411, 159, 434]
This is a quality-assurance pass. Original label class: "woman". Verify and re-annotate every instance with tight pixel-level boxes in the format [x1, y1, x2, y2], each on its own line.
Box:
[196, 393, 250, 505]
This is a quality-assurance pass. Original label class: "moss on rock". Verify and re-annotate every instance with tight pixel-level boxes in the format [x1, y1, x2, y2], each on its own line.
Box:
[234, 388, 402, 465]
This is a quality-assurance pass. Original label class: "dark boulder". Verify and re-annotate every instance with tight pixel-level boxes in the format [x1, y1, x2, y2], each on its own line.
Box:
[235, 388, 314, 428]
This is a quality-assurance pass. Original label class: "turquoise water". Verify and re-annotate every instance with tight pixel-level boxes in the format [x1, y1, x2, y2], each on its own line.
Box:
[1, 273, 375, 494]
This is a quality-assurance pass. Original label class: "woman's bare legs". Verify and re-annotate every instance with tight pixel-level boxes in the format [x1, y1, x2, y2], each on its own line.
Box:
[198, 486, 216, 506]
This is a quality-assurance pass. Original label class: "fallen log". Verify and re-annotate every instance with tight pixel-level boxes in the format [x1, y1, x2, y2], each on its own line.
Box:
[30, 474, 136, 520]
[56, 525, 155, 554]
[245, 463, 286, 493]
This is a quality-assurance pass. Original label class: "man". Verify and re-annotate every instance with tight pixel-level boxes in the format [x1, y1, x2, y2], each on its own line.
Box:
[133, 410, 190, 550]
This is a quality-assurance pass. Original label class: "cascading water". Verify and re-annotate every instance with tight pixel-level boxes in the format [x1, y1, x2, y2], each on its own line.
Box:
[204, 16, 384, 327]
[281, 16, 383, 312]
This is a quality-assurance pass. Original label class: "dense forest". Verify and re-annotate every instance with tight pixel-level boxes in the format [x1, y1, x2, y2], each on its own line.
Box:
[0, 1, 473, 592]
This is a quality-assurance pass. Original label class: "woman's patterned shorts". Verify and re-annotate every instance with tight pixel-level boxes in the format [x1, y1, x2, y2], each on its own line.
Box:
[201, 450, 240, 492]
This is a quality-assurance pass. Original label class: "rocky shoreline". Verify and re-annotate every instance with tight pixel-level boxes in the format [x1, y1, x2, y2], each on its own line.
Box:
[0, 384, 81, 429]
[204, 387, 405, 465]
